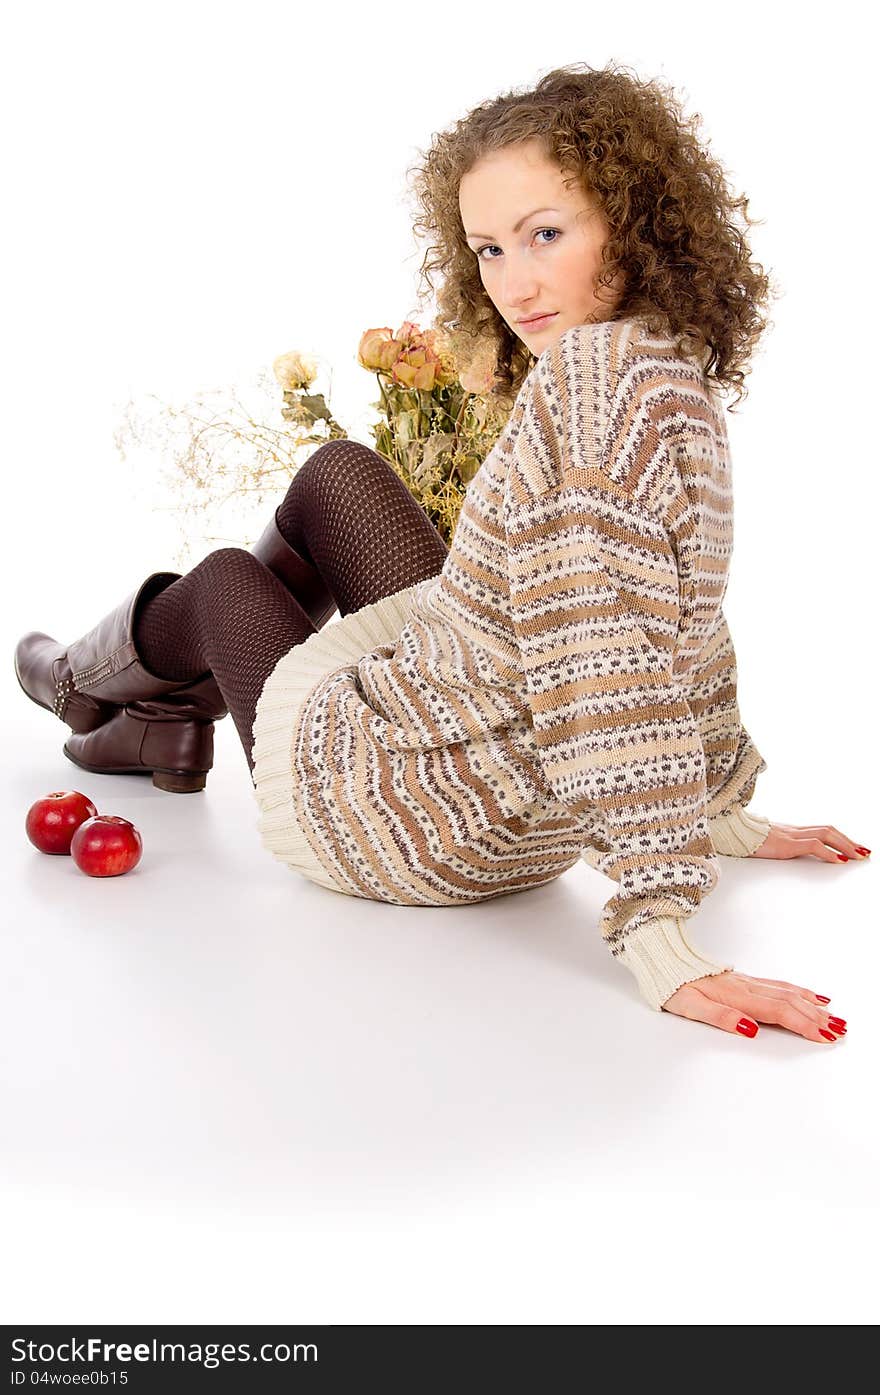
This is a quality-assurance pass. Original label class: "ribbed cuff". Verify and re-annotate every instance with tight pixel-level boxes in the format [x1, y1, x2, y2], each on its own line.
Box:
[616, 915, 734, 1012]
[709, 805, 771, 857]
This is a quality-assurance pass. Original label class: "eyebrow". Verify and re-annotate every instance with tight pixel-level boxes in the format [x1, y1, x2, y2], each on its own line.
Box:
[463, 206, 560, 243]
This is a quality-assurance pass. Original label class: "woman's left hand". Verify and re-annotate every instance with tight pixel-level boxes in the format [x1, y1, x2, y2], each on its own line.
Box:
[752, 822, 871, 863]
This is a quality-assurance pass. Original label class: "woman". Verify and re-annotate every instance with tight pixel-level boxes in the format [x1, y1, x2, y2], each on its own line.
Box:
[15, 62, 863, 1037]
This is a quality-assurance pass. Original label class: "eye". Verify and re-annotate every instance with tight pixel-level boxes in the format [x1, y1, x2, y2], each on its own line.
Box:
[475, 227, 561, 261]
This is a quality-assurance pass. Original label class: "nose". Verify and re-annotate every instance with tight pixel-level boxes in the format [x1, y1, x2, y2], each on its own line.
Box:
[500, 256, 541, 311]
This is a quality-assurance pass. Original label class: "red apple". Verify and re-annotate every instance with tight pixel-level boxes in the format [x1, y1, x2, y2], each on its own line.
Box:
[70, 815, 143, 877]
[26, 790, 98, 855]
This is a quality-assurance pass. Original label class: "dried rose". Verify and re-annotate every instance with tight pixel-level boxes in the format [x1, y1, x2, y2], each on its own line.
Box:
[358, 328, 402, 373]
[393, 320, 424, 348]
[392, 355, 438, 391]
[273, 350, 318, 391]
[458, 357, 497, 395]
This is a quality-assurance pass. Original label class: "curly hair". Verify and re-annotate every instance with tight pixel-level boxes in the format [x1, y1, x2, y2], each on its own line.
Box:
[406, 61, 779, 411]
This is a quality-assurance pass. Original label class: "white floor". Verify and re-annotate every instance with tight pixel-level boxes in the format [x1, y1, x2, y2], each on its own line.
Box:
[5, 0, 879, 1330]
[3, 659, 878, 1324]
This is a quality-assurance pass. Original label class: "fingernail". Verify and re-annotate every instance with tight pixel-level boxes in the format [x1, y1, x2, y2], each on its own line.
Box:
[828, 1016, 847, 1028]
[819, 1029, 838, 1041]
[837, 854, 849, 862]
[736, 1018, 758, 1037]
[816, 994, 832, 1004]
[854, 846, 871, 856]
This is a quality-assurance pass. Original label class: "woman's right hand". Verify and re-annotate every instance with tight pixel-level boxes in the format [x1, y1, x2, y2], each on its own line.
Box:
[662, 971, 848, 1042]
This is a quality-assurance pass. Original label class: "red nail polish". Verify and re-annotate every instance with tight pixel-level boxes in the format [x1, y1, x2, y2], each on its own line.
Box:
[816, 994, 831, 1004]
[736, 1018, 758, 1037]
[819, 1029, 837, 1041]
[837, 854, 849, 862]
[828, 1016, 847, 1028]
[855, 846, 871, 856]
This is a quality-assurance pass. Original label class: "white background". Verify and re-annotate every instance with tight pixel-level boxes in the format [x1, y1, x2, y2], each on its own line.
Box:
[3, 0, 878, 1327]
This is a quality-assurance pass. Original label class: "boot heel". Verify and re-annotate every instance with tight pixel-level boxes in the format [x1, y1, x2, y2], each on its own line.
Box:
[152, 768, 208, 794]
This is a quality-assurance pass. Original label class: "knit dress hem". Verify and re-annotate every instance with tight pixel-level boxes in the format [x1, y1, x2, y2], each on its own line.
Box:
[250, 579, 427, 893]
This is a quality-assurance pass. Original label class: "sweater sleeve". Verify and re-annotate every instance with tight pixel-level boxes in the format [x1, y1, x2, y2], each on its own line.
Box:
[504, 473, 734, 1011]
[708, 803, 771, 856]
[579, 612, 772, 862]
[690, 609, 771, 856]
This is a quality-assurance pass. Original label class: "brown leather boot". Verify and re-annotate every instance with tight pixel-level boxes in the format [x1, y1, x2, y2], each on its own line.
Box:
[64, 673, 228, 793]
[16, 520, 336, 793]
[69, 514, 336, 791]
[15, 572, 229, 793]
[15, 636, 120, 734]
[250, 505, 337, 630]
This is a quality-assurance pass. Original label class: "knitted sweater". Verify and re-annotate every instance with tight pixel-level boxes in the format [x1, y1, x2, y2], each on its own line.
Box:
[289, 315, 771, 1010]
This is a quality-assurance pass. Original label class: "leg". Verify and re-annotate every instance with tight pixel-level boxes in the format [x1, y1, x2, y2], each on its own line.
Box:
[275, 439, 449, 615]
[15, 442, 449, 792]
[133, 548, 316, 779]
[132, 441, 450, 778]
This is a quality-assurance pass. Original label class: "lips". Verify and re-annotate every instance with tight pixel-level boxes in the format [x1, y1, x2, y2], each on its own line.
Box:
[517, 312, 558, 327]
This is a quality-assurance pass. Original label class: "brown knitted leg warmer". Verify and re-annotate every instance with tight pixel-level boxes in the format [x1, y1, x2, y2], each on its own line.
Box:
[132, 441, 449, 775]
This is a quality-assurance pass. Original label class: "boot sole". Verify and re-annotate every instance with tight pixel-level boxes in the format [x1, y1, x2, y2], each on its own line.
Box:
[62, 742, 208, 794]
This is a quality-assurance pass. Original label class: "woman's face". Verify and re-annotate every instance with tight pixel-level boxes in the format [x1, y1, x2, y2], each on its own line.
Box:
[458, 138, 623, 354]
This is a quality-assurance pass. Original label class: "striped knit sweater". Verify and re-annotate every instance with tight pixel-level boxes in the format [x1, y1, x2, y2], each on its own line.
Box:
[289, 315, 771, 1010]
